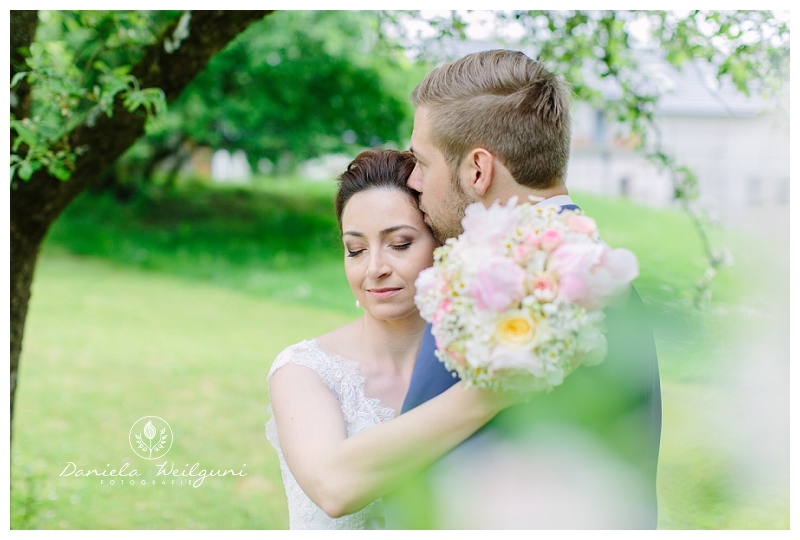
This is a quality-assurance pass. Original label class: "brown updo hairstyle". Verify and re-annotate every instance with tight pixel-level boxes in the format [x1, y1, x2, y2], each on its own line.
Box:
[334, 149, 419, 233]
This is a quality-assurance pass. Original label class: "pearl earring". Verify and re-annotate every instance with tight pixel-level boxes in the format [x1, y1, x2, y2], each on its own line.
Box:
[356, 299, 361, 308]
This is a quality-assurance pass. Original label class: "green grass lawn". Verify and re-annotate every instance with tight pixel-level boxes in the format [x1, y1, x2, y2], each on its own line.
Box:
[11, 250, 357, 529]
[11, 180, 788, 529]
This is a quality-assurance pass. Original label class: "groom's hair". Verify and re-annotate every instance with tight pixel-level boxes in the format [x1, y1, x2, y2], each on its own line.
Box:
[411, 49, 571, 189]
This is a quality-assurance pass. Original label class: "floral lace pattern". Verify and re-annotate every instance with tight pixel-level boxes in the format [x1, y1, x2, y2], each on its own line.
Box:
[265, 340, 396, 529]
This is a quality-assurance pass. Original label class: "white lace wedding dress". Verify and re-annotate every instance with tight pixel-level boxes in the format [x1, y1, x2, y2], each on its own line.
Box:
[265, 339, 396, 529]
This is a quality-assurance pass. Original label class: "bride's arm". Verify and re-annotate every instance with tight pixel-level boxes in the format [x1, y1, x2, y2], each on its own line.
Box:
[269, 362, 519, 518]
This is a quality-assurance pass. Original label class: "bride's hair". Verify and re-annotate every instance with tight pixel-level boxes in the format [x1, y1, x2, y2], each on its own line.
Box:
[334, 149, 418, 232]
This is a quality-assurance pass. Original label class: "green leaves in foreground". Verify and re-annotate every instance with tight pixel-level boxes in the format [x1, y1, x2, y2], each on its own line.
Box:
[10, 11, 177, 182]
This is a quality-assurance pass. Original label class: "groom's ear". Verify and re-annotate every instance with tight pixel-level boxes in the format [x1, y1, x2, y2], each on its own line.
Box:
[462, 148, 495, 198]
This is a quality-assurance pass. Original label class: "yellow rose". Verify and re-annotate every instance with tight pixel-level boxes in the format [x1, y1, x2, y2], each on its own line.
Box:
[494, 310, 550, 350]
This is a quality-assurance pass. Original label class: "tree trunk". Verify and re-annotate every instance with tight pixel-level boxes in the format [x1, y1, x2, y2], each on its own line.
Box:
[9, 210, 48, 426]
[9, 10, 273, 438]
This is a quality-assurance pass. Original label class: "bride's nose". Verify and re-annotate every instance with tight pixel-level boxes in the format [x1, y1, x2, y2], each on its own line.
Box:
[366, 250, 391, 280]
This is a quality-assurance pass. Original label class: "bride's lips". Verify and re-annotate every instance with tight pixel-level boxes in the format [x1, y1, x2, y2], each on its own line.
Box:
[367, 288, 402, 300]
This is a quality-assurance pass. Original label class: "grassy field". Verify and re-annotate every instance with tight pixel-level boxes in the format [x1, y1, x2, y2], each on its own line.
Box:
[10, 179, 789, 529]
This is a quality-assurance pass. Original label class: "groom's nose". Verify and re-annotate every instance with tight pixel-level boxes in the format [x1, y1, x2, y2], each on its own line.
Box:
[407, 165, 423, 193]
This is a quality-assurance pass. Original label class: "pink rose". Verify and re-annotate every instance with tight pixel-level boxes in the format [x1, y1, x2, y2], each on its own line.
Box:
[548, 242, 639, 310]
[469, 256, 527, 311]
[530, 272, 559, 301]
[540, 229, 563, 251]
[522, 233, 542, 247]
[565, 215, 598, 236]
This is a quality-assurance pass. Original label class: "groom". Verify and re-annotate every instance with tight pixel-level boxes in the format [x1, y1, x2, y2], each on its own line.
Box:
[386, 50, 661, 529]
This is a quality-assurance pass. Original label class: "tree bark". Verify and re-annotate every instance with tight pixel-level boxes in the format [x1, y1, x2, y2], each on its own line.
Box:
[10, 10, 273, 436]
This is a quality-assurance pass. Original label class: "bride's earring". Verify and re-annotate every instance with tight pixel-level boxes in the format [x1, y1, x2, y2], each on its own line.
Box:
[356, 299, 361, 308]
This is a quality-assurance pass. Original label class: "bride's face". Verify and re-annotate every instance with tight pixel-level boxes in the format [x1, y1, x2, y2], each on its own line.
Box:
[341, 188, 438, 321]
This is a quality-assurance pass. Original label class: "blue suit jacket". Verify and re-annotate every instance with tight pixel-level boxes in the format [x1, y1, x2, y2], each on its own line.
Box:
[392, 203, 662, 528]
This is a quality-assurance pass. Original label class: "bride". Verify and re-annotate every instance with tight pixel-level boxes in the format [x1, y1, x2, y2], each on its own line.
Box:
[265, 149, 522, 529]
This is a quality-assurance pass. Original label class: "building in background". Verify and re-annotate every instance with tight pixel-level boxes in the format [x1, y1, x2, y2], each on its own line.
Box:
[568, 58, 789, 221]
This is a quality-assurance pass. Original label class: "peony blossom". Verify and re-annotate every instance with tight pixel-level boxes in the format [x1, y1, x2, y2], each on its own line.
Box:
[565, 214, 598, 236]
[469, 257, 527, 311]
[461, 198, 520, 247]
[548, 242, 639, 311]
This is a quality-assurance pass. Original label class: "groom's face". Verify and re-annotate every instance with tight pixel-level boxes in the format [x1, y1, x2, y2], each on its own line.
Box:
[408, 107, 474, 244]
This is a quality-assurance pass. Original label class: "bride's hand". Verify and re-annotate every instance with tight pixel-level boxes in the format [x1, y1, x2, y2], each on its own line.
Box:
[458, 381, 541, 418]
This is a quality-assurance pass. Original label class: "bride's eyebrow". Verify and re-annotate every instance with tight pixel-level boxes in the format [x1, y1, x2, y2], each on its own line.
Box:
[379, 225, 418, 236]
[342, 225, 418, 239]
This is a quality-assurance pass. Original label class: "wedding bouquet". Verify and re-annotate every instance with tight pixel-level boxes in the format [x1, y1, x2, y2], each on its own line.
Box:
[414, 197, 639, 393]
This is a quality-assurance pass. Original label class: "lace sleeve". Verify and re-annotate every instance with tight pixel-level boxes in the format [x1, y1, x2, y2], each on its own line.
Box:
[268, 340, 328, 381]
[266, 339, 326, 424]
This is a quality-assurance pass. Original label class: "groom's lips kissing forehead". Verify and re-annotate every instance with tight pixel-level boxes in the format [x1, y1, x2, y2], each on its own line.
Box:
[419, 205, 429, 224]
[367, 288, 402, 300]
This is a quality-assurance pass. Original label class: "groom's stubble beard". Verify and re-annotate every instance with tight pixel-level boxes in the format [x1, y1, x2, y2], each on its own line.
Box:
[425, 169, 474, 245]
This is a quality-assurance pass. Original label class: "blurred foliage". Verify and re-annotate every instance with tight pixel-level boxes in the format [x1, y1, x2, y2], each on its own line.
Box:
[10, 466, 49, 530]
[107, 11, 425, 189]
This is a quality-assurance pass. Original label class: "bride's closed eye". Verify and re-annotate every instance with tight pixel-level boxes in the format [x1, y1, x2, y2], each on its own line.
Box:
[347, 241, 410, 256]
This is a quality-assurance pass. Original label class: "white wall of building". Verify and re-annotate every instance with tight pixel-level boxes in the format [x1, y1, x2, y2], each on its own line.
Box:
[566, 102, 789, 219]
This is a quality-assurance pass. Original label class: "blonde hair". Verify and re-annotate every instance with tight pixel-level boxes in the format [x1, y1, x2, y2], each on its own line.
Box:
[411, 50, 572, 189]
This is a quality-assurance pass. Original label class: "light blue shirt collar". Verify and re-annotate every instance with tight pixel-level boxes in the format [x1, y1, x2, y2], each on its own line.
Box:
[531, 194, 575, 209]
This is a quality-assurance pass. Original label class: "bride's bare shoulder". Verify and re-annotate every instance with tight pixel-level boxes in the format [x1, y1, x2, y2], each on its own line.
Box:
[314, 319, 362, 357]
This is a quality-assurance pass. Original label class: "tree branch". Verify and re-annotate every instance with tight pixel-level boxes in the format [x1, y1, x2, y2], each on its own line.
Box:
[11, 10, 272, 239]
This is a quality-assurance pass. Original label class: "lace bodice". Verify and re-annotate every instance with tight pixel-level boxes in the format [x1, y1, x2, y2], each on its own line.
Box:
[265, 340, 396, 529]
